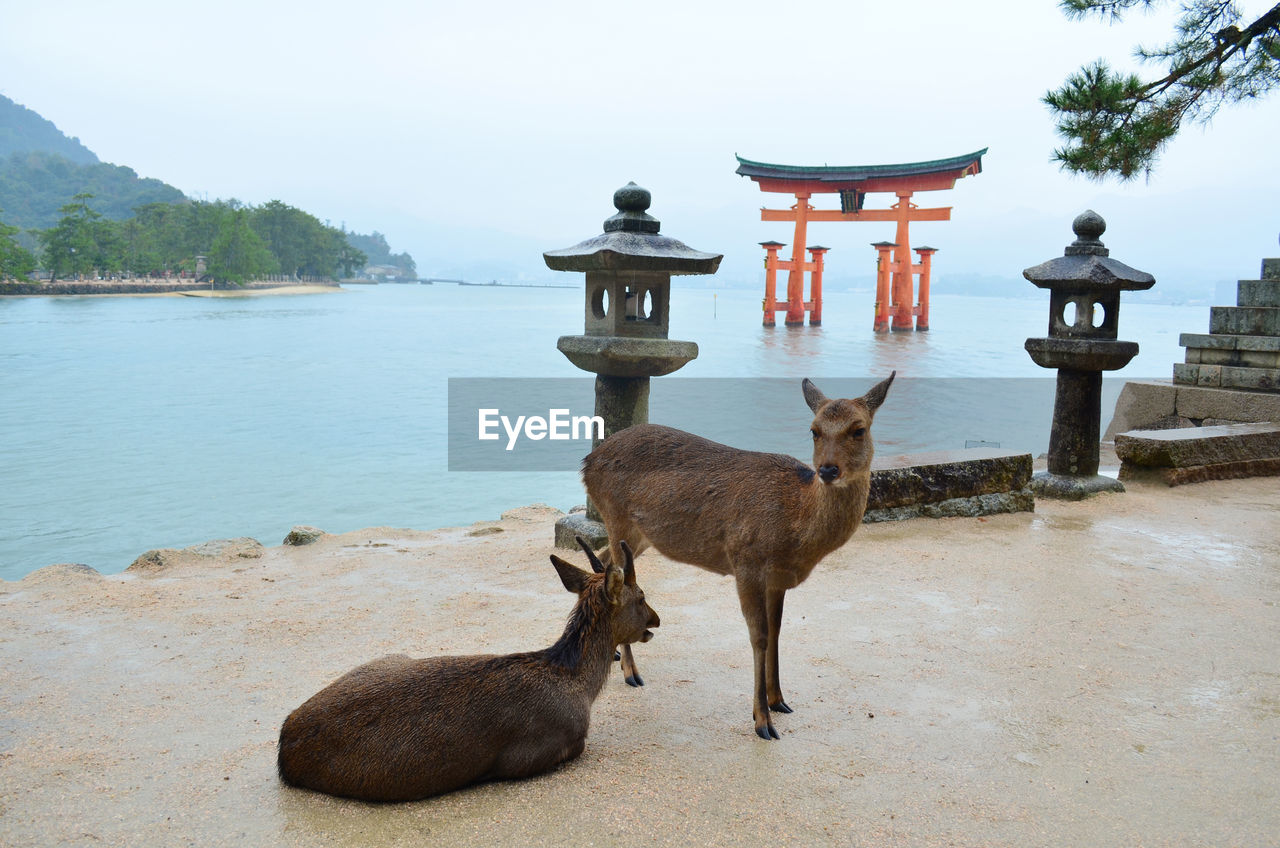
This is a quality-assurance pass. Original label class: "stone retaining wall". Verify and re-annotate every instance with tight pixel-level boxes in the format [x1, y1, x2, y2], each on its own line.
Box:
[865, 448, 1034, 522]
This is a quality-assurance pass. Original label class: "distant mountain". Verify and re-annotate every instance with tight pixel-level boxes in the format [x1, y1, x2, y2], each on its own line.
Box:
[344, 230, 417, 279]
[0, 151, 186, 230]
[0, 94, 185, 231]
[0, 96, 98, 165]
[0, 96, 416, 275]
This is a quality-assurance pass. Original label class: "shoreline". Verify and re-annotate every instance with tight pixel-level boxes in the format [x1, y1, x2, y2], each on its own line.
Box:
[2, 480, 1277, 846]
[0, 279, 344, 298]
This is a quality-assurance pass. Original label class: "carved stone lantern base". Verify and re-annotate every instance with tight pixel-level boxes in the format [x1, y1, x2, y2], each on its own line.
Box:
[1029, 470, 1125, 500]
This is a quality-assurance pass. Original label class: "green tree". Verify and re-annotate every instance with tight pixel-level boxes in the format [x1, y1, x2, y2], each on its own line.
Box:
[336, 240, 367, 278]
[1046, 1, 1280, 179]
[38, 193, 102, 280]
[0, 210, 36, 280]
[250, 200, 351, 279]
[208, 209, 275, 284]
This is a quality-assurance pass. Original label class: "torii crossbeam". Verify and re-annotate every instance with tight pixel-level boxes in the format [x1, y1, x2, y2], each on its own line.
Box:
[736, 149, 986, 331]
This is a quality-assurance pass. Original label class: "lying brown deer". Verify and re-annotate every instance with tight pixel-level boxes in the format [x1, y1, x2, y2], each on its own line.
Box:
[583, 373, 894, 740]
[277, 537, 659, 801]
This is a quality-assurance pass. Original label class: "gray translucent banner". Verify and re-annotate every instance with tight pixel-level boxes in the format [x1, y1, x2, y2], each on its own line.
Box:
[448, 377, 1128, 471]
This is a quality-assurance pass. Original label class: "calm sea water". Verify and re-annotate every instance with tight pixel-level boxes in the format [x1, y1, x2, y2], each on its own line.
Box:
[0, 284, 1202, 580]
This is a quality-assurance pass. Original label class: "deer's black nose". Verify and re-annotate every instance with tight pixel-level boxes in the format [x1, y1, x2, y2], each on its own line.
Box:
[817, 464, 840, 483]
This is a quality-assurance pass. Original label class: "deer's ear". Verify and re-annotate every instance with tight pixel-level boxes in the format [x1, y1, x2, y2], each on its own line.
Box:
[604, 564, 624, 606]
[619, 540, 637, 586]
[861, 371, 895, 415]
[802, 378, 828, 413]
[550, 555, 591, 594]
[575, 535, 605, 574]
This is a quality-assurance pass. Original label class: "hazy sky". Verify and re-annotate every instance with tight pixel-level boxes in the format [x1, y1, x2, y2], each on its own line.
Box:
[2, 0, 1276, 290]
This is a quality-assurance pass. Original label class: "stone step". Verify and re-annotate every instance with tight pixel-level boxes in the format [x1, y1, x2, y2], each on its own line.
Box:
[866, 448, 1033, 522]
[1209, 305, 1280, 336]
[1262, 258, 1279, 280]
[1116, 421, 1280, 465]
[1173, 362, 1280, 392]
[1180, 332, 1280, 369]
[1115, 422, 1280, 488]
[1238, 279, 1280, 308]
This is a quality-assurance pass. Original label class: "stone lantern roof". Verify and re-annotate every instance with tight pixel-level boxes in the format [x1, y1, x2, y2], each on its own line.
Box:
[1022, 210, 1155, 294]
[543, 183, 722, 275]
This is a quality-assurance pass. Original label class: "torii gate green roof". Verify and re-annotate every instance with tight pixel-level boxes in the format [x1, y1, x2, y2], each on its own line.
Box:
[735, 149, 987, 183]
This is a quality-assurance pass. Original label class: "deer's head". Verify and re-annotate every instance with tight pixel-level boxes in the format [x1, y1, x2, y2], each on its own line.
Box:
[801, 372, 895, 487]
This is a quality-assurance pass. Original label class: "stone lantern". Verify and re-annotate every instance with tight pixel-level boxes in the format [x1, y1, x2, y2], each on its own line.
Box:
[1023, 210, 1155, 499]
[546, 182, 722, 546]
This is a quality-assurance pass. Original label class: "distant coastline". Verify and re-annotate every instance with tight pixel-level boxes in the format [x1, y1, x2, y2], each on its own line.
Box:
[455, 280, 576, 289]
[0, 278, 342, 297]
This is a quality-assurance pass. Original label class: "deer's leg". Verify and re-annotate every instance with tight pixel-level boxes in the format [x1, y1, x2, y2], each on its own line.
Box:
[765, 587, 791, 714]
[618, 644, 643, 687]
[601, 537, 648, 687]
[736, 575, 778, 740]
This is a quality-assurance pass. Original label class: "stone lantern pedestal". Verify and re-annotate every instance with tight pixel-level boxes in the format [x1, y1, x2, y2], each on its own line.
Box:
[546, 183, 721, 547]
[1023, 211, 1155, 499]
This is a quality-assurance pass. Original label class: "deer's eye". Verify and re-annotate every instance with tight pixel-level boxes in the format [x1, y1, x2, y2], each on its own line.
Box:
[811, 428, 820, 440]
[851, 427, 866, 438]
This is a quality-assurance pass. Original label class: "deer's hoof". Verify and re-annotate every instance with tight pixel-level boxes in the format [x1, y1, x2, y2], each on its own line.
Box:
[756, 723, 781, 741]
[770, 700, 793, 714]
[624, 673, 645, 687]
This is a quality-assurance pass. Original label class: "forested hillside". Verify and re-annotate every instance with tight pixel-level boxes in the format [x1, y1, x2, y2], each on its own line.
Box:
[0, 151, 186, 230]
[0, 96, 97, 165]
[0, 95, 417, 282]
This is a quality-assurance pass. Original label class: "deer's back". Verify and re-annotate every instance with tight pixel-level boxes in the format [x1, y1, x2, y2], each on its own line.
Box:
[278, 652, 592, 802]
[583, 424, 822, 572]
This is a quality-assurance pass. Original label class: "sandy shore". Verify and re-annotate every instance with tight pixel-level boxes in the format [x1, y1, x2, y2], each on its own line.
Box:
[174, 285, 343, 298]
[1, 281, 343, 298]
[2, 480, 1278, 847]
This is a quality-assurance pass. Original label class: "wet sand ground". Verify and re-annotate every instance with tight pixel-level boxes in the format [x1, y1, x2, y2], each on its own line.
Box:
[1, 478, 1277, 847]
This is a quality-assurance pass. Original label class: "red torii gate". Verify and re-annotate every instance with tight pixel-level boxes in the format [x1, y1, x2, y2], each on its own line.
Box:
[736, 149, 986, 331]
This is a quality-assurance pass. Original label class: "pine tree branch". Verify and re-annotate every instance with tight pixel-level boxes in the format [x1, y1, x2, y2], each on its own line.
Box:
[1048, 1, 1280, 179]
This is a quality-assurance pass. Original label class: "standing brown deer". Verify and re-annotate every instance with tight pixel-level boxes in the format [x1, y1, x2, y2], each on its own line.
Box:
[277, 537, 659, 801]
[583, 373, 893, 740]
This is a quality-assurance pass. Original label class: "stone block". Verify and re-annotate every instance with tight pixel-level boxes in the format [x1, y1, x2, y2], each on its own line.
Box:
[1173, 384, 1280, 421]
[1186, 344, 1280, 369]
[553, 511, 608, 550]
[1179, 333, 1235, 350]
[1172, 363, 1199, 386]
[1104, 380, 1178, 438]
[1219, 365, 1280, 392]
[864, 488, 1035, 523]
[1119, 457, 1280, 486]
[1238, 279, 1280, 307]
[1196, 364, 1222, 387]
[1209, 306, 1280, 336]
[1115, 422, 1280, 468]
[868, 449, 1033, 511]
[1262, 258, 1280, 280]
